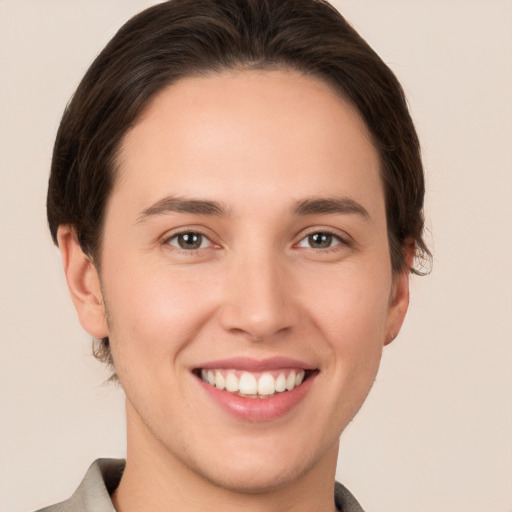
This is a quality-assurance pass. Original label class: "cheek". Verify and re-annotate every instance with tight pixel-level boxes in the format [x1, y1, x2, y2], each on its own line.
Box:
[320, 296, 387, 385]
[303, 262, 392, 389]
[102, 259, 221, 373]
[304, 260, 392, 340]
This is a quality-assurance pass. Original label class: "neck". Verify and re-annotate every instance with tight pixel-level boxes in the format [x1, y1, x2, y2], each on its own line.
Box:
[112, 401, 339, 512]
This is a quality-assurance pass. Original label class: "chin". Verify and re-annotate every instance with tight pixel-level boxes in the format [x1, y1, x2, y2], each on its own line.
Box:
[177, 432, 333, 496]
[196, 457, 312, 495]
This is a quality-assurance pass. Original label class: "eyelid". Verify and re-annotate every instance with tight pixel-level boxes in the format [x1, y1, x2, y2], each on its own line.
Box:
[294, 227, 353, 249]
[167, 233, 211, 250]
[162, 226, 220, 250]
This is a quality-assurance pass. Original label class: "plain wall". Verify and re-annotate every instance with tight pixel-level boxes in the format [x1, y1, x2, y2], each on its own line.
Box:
[1, 1, 511, 511]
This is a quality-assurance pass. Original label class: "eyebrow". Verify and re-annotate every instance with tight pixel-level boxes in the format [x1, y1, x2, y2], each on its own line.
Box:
[292, 197, 370, 220]
[137, 196, 227, 223]
[137, 195, 370, 223]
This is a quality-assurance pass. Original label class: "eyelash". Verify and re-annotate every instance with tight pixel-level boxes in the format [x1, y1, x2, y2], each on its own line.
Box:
[165, 231, 215, 252]
[295, 230, 347, 251]
[164, 229, 349, 253]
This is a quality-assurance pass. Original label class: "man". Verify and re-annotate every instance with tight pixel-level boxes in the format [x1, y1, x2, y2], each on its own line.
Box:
[41, 1, 428, 510]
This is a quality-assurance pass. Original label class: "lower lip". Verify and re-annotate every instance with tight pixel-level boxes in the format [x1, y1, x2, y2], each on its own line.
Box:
[196, 373, 316, 423]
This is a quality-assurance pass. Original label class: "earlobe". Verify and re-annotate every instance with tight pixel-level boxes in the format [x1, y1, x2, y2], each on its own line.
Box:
[57, 226, 109, 339]
[384, 241, 415, 346]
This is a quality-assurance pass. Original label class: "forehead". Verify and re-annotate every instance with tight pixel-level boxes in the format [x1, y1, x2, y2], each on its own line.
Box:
[113, 69, 383, 220]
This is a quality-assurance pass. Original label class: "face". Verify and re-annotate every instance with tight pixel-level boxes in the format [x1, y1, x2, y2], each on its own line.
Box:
[64, 70, 410, 494]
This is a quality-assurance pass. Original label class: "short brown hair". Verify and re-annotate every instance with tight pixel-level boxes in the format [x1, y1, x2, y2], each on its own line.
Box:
[47, 0, 430, 370]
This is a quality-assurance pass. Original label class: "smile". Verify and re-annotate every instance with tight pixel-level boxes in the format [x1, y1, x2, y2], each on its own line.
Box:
[198, 369, 307, 398]
[193, 357, 318, 421]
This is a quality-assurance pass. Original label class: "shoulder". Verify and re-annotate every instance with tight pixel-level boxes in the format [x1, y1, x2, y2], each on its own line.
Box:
[334, 481, 366, 512]
[34, 459, 125, 512]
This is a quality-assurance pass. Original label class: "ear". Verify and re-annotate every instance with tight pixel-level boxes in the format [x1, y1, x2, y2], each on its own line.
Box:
[384, 241, 415, 346]
[57, 225, 109, 339]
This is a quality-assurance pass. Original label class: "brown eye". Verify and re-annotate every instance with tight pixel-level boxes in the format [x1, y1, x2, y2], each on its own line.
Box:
[168, 232, 207, 250]
[297, 232, 342, 249]
[308, 233, 333, 248]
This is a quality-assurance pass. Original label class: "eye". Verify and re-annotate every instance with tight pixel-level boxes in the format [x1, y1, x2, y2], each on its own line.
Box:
[166, 232, 211, 250]
[297, 231, 343, 249]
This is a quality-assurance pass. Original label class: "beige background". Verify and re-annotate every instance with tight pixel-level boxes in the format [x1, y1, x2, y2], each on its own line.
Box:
[1, 1, 511, 511]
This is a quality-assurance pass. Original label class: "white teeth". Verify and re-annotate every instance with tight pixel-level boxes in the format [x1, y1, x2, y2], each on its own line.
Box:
[214, 371, 225, 390]
[257, 372, 275, 396]
[200, 368, 309, 397]
[225, 372, 239, 392]
[286, 371, 296, 391]
[275, 373, 287, 392]
[239, 372, 258, 395]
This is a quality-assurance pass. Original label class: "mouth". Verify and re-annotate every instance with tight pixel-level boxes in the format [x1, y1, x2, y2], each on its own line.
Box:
[193, 368, 316, 399]
[192, 358, 318, 422]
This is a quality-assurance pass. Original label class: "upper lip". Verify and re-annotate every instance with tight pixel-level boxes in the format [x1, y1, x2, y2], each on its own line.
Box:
[194, 356, 316, 372]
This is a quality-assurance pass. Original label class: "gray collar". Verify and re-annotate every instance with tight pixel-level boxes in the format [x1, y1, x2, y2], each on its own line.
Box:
[37, 458, 365, 512]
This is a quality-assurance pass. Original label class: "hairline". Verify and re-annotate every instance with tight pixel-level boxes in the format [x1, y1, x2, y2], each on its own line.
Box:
[90, 64, 393, 270]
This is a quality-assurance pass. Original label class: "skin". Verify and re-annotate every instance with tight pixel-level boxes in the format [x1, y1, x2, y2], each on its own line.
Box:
[58, 69, 412, 512]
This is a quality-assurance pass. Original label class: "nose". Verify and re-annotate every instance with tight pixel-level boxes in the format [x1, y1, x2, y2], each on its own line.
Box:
[219, 251, 299, 341]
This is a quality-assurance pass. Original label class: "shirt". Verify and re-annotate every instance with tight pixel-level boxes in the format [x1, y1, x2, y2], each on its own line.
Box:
[36, 458, 365, 512]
